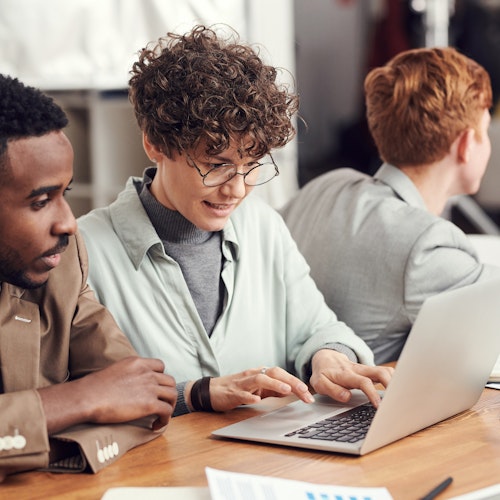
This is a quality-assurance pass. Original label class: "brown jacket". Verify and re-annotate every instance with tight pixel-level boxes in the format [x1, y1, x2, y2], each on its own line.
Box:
[0, 232, 161, 476]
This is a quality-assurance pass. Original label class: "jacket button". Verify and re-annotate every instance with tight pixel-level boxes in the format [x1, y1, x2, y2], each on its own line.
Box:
[13, 434, 26, 449]
[3, 436, 13, 450]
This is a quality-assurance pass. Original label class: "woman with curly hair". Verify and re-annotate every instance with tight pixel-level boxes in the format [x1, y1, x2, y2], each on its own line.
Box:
[78, 25, 391, 416]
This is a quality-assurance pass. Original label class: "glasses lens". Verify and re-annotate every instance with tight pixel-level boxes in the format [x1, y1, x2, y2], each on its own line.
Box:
[204, 165, 237, 187]
[202, 160, 278, 187]
[244, 162, 278, 186]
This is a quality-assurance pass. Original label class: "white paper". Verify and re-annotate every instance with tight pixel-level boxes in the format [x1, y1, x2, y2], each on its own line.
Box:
[487, 354, 500, 383]
[467, 235, 500, 267]
[466, 235, 500, 386]
[485, 382, 500, 390]
[205, 467, 393, 500]
[101, 468, 394, 500]
[101, 486, 210, 500]
[449, 483, 500, 499]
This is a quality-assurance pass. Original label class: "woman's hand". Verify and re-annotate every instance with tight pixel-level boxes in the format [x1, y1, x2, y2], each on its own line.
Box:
[309, 349, 394, 408]
[188, 366, 315, 412]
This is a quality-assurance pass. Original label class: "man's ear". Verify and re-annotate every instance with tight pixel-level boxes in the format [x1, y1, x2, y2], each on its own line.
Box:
[142, 133, 161, 163]
[456, 128, 474, 164]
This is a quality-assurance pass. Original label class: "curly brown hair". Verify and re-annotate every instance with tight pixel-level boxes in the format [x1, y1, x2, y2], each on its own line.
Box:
[365, 47, 492, 166]
[129, 25, 299, 159]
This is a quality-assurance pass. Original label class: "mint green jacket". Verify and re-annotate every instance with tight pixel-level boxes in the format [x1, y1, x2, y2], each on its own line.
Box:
[78, 172, 374, 387]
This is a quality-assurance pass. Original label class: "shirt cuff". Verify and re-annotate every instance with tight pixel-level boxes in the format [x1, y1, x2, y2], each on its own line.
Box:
[322, 342, 358, 362]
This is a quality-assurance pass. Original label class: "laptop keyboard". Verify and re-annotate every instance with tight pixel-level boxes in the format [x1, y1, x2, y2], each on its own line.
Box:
[284, 403, 377, 443]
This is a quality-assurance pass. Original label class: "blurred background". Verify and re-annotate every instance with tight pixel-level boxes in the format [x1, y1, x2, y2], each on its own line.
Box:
[1, 0, 499, 232]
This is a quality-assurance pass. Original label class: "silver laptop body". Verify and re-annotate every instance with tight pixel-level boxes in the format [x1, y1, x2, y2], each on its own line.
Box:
[212, 279, 500, 455]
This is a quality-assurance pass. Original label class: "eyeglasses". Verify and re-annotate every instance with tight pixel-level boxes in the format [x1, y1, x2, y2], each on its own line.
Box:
[186, 153, 279, 187]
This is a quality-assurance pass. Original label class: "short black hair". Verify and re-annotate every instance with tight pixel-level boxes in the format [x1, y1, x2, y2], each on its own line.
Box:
[0, 74, 68, 167]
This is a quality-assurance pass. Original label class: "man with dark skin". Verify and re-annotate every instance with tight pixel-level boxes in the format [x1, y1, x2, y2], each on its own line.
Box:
[0, 74, 177, 480]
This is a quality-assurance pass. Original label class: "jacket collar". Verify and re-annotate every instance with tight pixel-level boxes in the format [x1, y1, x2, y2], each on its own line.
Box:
[374, 163, 427, 210]
[109, 168, 240, 269]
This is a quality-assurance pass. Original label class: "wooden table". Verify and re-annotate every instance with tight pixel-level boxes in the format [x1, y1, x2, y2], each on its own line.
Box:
[3, 388, 500, 500]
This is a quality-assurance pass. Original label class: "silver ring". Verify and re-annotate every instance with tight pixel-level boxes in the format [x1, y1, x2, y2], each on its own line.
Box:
[260, 367, 268, 375]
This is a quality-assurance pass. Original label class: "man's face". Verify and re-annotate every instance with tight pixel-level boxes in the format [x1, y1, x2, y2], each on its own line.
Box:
[0, 131, 76, 289]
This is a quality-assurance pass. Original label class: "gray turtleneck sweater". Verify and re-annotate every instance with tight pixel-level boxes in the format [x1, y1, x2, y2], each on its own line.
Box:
[139, 177, 224, 337]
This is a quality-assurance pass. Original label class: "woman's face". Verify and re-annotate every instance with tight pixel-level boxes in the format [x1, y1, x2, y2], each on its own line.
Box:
[148, 139, 256, 232]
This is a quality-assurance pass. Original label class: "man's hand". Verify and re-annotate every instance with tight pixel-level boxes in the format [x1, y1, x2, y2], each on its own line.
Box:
[309, 349, 393, 408]
[39, 356, 177, 434]
[192, 366, 315, 412]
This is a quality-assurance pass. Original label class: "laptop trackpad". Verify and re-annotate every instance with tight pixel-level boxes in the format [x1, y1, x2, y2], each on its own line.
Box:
[258, 390, 370, 426]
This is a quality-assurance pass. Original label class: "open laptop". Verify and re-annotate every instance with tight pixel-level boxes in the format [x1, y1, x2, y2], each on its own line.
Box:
[212, 278, 500, 455]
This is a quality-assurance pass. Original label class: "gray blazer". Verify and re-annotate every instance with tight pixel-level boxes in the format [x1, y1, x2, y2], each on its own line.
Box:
[280, 164, 500, 364]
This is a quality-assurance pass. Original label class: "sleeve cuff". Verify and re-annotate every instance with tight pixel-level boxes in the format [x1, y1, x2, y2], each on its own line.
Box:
[306, 343, 359, 379]
[322, 342, 358, 362]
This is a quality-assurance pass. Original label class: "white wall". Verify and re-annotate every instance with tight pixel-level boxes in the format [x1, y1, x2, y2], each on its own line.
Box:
[0, 0, 298, 210]
[0, 0, 247, 90]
